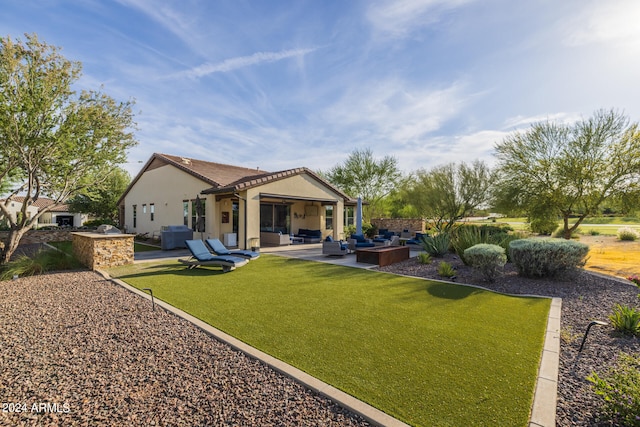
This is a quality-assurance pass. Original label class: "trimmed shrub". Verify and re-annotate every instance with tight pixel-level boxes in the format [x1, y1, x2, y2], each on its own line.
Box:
[587, 352, 640, 426]
[508, 238, 589, 278]
[464, 244, 507, 282]
[451, 225, 521, 264]
[529, 218, 559, 235]
[617, 227, 639, 241]
[420, 233, 451, 257]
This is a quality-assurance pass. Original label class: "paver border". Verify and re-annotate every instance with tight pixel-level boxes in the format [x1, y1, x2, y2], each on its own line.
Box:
[98, 270, 410, 427]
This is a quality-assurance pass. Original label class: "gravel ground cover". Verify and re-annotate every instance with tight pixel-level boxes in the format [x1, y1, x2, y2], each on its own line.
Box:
[378, 254, 640, 426]
[0, 271, 371, 427]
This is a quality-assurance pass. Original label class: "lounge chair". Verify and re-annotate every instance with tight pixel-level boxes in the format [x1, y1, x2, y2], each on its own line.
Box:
[205, 238, 260, 260]
[179, 239, 249, 272]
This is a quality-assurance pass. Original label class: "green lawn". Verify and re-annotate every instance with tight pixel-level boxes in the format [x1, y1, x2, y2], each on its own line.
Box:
[107, 256, 550, 426]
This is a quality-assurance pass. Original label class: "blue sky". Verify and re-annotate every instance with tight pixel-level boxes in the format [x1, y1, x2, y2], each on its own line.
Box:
[4, 0, 640, 177]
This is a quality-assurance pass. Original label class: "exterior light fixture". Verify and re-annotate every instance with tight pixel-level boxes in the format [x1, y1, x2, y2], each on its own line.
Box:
[578, 320, 608, 353]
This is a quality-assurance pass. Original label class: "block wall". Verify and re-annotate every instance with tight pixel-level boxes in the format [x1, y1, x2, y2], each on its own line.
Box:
[371, 218, 425, 233]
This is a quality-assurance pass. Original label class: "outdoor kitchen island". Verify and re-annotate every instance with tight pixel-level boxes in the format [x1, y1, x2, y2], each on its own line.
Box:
[355, 245, 410, 267]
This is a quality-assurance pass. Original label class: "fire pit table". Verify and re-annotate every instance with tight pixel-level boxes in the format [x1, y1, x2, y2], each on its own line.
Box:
[356, 246, 410, 267]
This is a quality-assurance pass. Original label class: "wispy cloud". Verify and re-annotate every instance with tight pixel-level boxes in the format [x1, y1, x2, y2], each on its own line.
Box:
[179, 47, 318, 78]
[502, 112, 582, 130]
[562, 0, 640, 48]
[367, 0, 475, 39]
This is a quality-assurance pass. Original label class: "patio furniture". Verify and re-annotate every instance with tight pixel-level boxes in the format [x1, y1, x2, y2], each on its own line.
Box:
[260, 231, 290, 246]
[322, 236, 350, 256]
[179, 239, 249, 272]
[348, 234, 375, 251]
[205, 238, 260, 260]
[356, 246, 410, 267]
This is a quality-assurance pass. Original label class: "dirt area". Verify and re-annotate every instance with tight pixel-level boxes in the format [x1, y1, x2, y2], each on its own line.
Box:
[580, 235, 640, 278]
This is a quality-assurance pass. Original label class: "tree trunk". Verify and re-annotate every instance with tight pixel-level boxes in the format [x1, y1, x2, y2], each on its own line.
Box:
[562, 214, 585, 239]
[0, 228, 28, 265]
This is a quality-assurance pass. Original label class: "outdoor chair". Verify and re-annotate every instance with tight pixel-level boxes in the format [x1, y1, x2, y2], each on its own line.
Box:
[205, 238, 260, 260]
[179, 239, 249, 272]
[322, 236, 349, 256]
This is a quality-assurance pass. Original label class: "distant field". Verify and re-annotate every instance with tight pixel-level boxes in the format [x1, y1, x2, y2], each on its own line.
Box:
[476, 217, 640, 236]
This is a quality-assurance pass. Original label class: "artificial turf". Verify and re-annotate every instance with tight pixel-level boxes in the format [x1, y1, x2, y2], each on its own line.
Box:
[107, 255, 550, 426]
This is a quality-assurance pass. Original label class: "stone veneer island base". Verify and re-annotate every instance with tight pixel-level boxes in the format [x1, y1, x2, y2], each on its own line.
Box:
[72, 232, 135, 270]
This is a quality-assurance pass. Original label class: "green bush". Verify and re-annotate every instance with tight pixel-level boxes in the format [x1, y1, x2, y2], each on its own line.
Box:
[587, 352, 640, 426]
[419, 233, 451, 257]
[451, 225, 519, 264]
[617, 227, 639, 241]
[437, 261, 456, 278]
[609, 304, 640, 336]
[464, 244, 507, 282]
[417, 252, 431, 264]
[508, 238, 589, 278]
[0, 249, 82, 281]
[529, 218, 559, 235]
[83, 218, 118, 228]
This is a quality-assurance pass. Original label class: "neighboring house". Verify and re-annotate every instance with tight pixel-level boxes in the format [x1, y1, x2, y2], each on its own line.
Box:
[117, 153, 356, 249]
[0, 196, 88, 228]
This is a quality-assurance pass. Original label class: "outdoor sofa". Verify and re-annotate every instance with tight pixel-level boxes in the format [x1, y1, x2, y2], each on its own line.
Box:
[295, 228, 322, 243]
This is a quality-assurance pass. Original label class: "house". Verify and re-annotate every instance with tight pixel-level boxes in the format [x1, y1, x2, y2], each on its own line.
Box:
[117, 153, 356, 249]
[0, 196, 87, 228]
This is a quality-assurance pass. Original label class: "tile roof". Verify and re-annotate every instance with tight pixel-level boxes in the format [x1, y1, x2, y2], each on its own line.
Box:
[156, 153, 267, 187]
[1, 196, 70, 212]
[202, 167, 350, 200]
[119, 153, 351, 204]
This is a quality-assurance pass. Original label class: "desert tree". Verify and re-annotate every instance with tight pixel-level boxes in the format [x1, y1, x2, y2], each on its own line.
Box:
[403, 160, 494, 231]
[494, 109, 640, 238]
[323, 148, 403, 221]
[0, 34, 137, 263]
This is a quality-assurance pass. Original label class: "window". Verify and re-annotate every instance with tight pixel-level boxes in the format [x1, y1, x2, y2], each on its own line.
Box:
[232, 201, 239, 234]
[183, 201, 189, 226]
[150, 203, 155, 221]
[344, 206, 354, 226]
[142, 204, 147, 214]
[260, 203, 290, 234]
[325, 205, 334, 230]
[132, 205, 137, 228]
[191, 199, 205, 232]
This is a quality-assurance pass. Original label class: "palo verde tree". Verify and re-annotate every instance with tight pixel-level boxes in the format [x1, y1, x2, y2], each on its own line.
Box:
[402, 160, 494, 231]
[323, 148, 403, 221]
[0, 34, 137, 264]
[494, 109, 640, 239]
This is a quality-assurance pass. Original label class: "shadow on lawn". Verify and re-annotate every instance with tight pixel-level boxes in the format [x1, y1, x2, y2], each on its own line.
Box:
[426, 282, 484, 300]
[111, 262, 229, 280]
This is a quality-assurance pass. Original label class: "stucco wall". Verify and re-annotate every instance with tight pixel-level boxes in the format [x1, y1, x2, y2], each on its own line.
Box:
[122, 164, 211, 236]
[244, 174, 345, 246]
